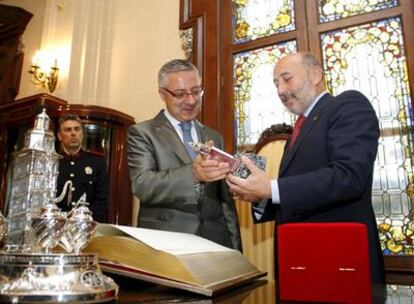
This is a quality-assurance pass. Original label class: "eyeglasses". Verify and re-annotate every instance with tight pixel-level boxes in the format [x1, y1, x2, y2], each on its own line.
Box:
[160, 87, 204, 100]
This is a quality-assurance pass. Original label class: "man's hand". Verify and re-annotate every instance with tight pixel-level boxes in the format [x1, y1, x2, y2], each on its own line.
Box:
[192, 155, 231, 183]
[226, 156, 271, 202]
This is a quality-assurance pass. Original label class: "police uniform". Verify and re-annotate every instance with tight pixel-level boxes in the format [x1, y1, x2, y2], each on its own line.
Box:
[56, 150, 108, 222]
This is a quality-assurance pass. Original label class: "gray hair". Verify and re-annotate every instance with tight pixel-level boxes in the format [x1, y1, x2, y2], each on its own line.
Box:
[301, 52, 322, 69]
[158, 59, 200, 87]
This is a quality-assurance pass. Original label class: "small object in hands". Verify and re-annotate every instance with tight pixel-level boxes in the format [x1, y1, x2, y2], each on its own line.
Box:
[189, 142, 236, 168]
[234, 153, 267, 179]
[189, 142, 266, 178]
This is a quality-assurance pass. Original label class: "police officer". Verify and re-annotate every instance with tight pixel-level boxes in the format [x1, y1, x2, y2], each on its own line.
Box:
[56, 114, 108, 222]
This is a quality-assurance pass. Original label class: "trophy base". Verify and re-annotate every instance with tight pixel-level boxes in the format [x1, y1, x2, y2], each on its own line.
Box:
[0, 252, 118, 303]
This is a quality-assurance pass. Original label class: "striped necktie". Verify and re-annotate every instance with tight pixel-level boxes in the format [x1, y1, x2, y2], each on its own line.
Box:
[179, 122, 197, 159]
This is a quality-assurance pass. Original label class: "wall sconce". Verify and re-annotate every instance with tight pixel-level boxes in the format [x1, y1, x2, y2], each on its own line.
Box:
[28, 51, 59, 93]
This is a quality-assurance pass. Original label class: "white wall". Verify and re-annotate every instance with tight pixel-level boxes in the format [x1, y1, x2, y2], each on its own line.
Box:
[3, 0, 184, 122]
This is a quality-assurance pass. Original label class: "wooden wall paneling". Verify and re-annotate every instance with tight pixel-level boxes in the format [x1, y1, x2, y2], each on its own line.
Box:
[107, 126, 129, 224]
[218, 0, 234, 154]
[0, 4, 32, 105]
[179, 15, 205, 121]
[294, 0, 310, 51]
[180, 0, 219, 130]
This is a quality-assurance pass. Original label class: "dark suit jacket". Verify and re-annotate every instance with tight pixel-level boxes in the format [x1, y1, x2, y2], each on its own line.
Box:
[56, 150, 108, 222]
[257, 90, 385, 284]
[127, 110, 242, 251]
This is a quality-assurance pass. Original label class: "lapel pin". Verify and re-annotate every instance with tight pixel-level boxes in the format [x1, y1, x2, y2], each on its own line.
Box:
[85, 166, 93, 175]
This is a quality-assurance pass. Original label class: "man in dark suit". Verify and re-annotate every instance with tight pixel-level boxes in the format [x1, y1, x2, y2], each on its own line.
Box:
[56, 114, 108, 222]
[127, 59, 242, 251]
[226, 52, 385, 284]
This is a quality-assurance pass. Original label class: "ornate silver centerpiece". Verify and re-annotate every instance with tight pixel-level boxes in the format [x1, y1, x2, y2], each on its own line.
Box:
[0, 109, 118, 303]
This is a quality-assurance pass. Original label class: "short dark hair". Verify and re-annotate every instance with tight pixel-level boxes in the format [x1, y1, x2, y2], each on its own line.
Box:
[158, 59, 200, 87]
[57, 114, 82, 131]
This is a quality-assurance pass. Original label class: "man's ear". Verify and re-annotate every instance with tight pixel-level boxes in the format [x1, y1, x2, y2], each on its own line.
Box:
[311, 65, 324, 86]
[57, 131, 62, 141]
[159, 89, 166, 102]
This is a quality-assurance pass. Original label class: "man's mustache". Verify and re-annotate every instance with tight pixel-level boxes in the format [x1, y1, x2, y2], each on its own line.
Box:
[279, 92, 296, 103]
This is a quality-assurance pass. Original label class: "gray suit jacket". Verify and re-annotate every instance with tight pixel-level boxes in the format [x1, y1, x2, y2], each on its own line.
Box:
[127, 110, 242, 251]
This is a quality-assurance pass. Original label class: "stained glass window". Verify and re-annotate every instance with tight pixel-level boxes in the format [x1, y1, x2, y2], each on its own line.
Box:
[387, 285, 414, 300]
[321, 17, 414, 255]
[319, 0, 398, 23]
[233, 40, 297, 151]
[232, 0, 295, 44]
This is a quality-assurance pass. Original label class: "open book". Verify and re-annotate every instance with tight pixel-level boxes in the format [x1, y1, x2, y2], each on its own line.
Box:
[84, 224, 266, 296]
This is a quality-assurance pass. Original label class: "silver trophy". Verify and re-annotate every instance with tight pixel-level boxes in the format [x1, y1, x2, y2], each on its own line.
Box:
[31, 202, 67, 253]
[0, 109, 118, 303]
[62, 194, 98, 254]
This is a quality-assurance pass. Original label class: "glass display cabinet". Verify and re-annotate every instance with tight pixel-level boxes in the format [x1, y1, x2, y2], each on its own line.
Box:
[0, 93, 135, 225]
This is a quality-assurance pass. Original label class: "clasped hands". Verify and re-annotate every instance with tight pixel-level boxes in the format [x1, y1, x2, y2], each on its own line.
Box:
[192, 141, 271, 202]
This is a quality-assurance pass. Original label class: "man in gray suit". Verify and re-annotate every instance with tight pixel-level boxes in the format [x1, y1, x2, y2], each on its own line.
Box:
[127, 59, 242, 251]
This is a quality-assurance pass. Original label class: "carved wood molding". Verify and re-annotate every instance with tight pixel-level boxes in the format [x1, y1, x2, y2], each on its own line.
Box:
[179, 27, 193, 60]
[0, 4, 33, 104]
[254, 123, 293, 153]
[179, 0, 208, 125]
[179, 20, 204, 78]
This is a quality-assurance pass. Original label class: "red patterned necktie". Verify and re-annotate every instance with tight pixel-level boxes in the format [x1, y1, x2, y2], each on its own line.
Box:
[289, 115, 305, 148]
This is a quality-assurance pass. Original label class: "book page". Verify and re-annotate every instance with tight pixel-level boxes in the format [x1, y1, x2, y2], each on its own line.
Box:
[96, 224, 234, 255]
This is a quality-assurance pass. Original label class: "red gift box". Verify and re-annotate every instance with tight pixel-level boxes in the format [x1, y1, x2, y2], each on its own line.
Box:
[278, 223, 372, 303]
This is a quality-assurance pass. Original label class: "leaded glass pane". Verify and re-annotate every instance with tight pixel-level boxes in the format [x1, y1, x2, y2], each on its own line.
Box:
[387, 285, 414, 301]
[233, 0, 295, 44]
[321, 17, 414, 255]
[233, 40, 297, 151]
[319, 0, 398, 23]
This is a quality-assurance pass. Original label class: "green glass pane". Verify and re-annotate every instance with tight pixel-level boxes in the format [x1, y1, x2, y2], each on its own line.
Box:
[320, 17, 414, 255]
[233, 0, 295, 44]
[319, 0, 398, 23]
[233, 40, 297, 152]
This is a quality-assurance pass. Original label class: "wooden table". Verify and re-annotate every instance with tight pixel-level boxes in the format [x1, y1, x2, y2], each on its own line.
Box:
[112, 274, 413, 303]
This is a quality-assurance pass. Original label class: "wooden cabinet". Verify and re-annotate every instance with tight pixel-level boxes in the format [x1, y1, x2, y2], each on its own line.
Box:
[0, 93, 135, 225]
[0, 4, 32, 105]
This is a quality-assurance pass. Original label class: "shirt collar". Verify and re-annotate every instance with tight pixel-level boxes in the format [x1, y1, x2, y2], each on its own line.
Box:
[163, 109, 194, 128]
[303, 91, 328, 118]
